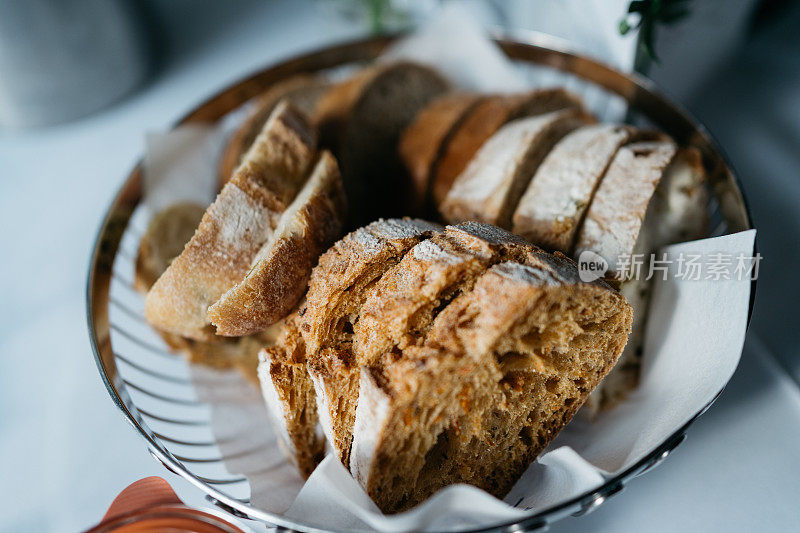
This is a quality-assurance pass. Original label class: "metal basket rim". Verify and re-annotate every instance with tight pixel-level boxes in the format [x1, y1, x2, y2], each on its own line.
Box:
[86, 31, 757, 533]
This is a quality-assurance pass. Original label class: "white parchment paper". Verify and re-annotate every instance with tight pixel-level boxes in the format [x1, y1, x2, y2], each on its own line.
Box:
[140, 8, 755, 531]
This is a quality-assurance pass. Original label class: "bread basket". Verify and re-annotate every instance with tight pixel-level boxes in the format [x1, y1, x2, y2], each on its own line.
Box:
[87, 32, 755, 532]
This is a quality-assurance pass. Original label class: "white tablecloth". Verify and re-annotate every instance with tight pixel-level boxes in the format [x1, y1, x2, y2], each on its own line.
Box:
[1, 1, 798, 531]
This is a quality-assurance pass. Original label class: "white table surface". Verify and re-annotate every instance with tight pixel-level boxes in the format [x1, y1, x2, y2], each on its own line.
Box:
[1, 1, 798, 532]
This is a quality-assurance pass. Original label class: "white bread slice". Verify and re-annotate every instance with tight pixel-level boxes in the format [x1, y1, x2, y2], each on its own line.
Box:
[351, 258, 632, 513]
[300, 218, 442, 466]
[431, 89, 584, 206]
[208, 151, 346, 336]
[219, 76, 329, 186]
[440, 109, 595, 228]
[315, 62, 449, 225]
[576, 144, 709, 411]
[512, 124, 634, 251]
[145, 101, 317, 340]
[398, 92, 483, 211]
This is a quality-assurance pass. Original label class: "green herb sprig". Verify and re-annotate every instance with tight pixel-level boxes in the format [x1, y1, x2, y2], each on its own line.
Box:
[619, 0, 692, 63]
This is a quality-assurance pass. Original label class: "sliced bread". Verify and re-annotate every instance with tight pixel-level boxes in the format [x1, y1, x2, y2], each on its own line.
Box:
[314, 62, 449, 225]
[301, 218, 442, 465]
[351, 258, 633, 512]
[354, 222, 538, 366]
[440, 109, 595, 228]
[208, 151, 347, 336]
[134, 202, 205, 293]
[398, 92, 483, 211]
[430, 89, 584, 206]
[219, 76, 329, 186]
[258, 308, 325, 477]
[575, 143, 709, 411]
[144, 101, 317, 340]
[511, 124, 634, 251]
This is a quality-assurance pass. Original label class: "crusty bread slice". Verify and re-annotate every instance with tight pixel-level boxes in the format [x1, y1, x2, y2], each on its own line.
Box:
[440, 109, 595, 229]
[208, 151, 346, 336]
[301, 218, 442, 465]
[431, 89, 584, 206]
[512, 124, 634, 251]
[354, 222, 539, 366]
[576, 144, 709, 412]
[258, 309, 325, 477]
[315, 62, 449, 225]
[351, 259, 632, 512]
[134, 202, 205, 293]
[219, 76, 329, 187]
[398, 92, 483, 211]
[145, 101, 317, 340]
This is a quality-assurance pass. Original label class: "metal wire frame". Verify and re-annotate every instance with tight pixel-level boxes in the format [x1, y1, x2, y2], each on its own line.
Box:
[87, 32, 756, 532]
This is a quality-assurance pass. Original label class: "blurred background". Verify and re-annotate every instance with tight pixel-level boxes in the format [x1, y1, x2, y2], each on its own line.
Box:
[0, 1, 798, 531]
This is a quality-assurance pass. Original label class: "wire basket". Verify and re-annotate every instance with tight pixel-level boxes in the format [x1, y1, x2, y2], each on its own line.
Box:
[87, 33, 755, 533]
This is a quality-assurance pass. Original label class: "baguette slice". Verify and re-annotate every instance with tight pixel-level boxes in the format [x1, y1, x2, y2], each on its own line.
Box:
[351, 258, 633, 512]
[301, 218, 442, 466]
[315, 62, 449, 225]
[354, 222, 539, 366]
[512, 124, 634, 251]
[576, 144, 709, 411]
[219, 76, 329, 186]
[145, 101, 317, 340]
[398, 92, 483, 211]
[208, 151, 347, 336]
[431, 89, 584, 206]
[258, 309, 325, 477]
[440, 109, 594, 229]
[134, 202, 205, 293]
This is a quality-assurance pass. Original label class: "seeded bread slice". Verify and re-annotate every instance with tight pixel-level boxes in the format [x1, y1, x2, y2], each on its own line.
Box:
[301, 218, 442, 465]
[575, 144, 709, 412]
[209, 151, 347, 336]
[258, 309, 325, 478]
[431, 89, 584, 206]
[219, 76, 329, 186]
[144, 102, 317, 340]
[440, 109, 595, 229]
[398, 92, 483, 211]
[315, 62, 449, 225]
[351, 259, 632, 512]
[354, 222, 540, 366]
[512, 124, 634, 251]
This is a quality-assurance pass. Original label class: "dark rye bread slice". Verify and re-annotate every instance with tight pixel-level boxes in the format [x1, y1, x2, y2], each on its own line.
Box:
[512, 124, 636, 251]
[576, 144, 709, 412]
[398, 92, 483, 211]
[209, 151, 347, 336]
[431, 89, 584, 206]
[258, 308, 325, 478]
[219, 75, 329, 187]
[145, 101, 317, 340]
[314, 62, 449, 225]
[440, 109, 595, 229]
[351, 258, 632, 513]
[354, 222, 541, 366]
[300, 218, 442, 465]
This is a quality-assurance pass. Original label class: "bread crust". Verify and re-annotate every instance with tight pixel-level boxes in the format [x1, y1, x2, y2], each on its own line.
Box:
[512, 124, 634, 251]
[144, 101, 317, 340]
[431, 89, 583, 206]
[573, 140, 678, 279]
[398, 92, 483, 210]
[440, 109, 594, 229]
[218, 75, 328, 187]
[208, 151, 346, 336]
